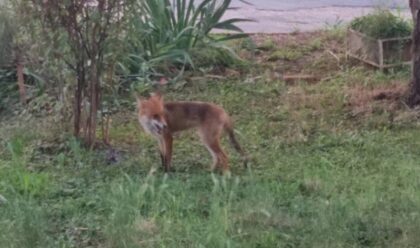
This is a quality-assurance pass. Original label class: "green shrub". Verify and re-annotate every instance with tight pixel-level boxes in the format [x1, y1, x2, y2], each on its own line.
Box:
[190, 47, 242, 68]
[350, 9, 412, 39]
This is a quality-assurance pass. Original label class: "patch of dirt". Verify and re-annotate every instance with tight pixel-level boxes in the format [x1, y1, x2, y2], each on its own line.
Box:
[346, 82, 407, 117]
[237, 31, 346, 82]
[251, 31, 323, 47]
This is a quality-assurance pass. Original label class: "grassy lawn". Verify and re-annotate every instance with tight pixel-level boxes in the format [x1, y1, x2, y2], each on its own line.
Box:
[1, 30, 420, 247]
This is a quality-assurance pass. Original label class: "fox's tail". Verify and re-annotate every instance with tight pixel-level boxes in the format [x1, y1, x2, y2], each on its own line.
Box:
[225, 120, 249, 168]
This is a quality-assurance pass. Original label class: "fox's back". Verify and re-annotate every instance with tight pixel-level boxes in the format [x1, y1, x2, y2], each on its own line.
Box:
[164, 101, 229, 132]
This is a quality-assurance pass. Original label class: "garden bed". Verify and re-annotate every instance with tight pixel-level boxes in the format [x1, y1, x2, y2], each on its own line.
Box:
[346, 28, 411, 69]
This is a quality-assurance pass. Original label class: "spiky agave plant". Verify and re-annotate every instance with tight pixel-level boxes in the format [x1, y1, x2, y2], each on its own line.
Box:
[124, 0, 251, 82]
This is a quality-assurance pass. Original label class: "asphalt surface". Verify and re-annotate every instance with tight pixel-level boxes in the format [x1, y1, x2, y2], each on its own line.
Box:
[231, 0, 408, 10]
[224, 0, 410, 33]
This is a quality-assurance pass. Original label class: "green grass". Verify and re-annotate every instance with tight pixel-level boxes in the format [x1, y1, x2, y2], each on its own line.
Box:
[1, 32, 420, 247]
[268, 38, 323, 61]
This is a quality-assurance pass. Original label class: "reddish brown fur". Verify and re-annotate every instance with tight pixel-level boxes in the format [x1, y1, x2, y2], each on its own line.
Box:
[137, 93, 247, 173]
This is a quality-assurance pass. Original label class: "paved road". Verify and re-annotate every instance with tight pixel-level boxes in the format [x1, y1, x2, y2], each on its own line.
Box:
[231, 0, 408, 10]
[224, 0, 410, 33]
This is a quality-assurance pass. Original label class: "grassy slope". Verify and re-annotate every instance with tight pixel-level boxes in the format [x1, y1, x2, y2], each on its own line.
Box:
[1, 30, 420, 247]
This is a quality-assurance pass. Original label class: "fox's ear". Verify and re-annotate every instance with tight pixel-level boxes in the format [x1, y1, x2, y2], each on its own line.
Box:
[150, 91, 163, 102]
[136, 95, 144, 108]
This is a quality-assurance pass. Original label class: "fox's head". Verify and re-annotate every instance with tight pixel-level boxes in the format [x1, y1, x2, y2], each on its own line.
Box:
[137, 92, 168, 136]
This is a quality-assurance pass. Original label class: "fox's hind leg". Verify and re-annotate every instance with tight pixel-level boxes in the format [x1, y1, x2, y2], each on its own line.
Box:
[199, 124, 229, 172]
[209, 142, 228, 172]
[203, 141, 222, 171]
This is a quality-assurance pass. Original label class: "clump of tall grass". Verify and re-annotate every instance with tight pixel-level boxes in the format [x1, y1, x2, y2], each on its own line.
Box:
[0, 137, 51, 248]
[102, 170, 168, 247]
[1, 136, 51, 197]
[102, 172, 242, 247]
[0, 196, 51, 248]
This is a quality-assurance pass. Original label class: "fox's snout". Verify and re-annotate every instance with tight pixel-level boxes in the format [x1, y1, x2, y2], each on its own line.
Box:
[138, 115, 167, 136]
[152, 119, 167, 134]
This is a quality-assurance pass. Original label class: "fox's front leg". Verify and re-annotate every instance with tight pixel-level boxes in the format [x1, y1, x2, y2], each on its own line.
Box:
[157, 137, 166, 170]
[159, 153, 166, 168]
[162, 133, 173, 172]
[158, 134, 173, 172]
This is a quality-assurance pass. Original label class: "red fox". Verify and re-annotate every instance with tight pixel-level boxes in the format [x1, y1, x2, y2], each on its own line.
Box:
[137, 93, 248, 172]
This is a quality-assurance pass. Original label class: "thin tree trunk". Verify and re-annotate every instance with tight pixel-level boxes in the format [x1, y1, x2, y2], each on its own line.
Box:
[74, 62, 85, 138]
[408, 0, 420, 106]
[16, 55, 26, 105]
[85, 61, 100, 147]
[74, 78, 82, 137]
[101, 114, 111, 145]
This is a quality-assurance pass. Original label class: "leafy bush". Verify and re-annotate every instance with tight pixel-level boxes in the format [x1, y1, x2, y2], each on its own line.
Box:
[0, 2, 17, 111]
[350, 9, 412, 39]
[0, 2, 14, 67]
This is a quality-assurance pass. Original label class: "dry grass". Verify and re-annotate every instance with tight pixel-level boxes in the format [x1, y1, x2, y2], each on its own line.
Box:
[245, 31, 346, 77]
